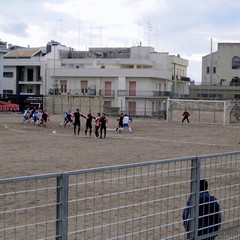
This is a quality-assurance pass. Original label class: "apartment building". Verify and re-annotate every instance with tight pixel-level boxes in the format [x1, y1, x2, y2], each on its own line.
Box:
[1, 42, 190, 114]
[0, 41, 9, 95]
[189, 42, 240, 99]
[202, 42, 240, 86]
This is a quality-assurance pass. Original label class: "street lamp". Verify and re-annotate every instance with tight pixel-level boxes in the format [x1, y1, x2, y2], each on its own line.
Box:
[52, 41, 58, 114]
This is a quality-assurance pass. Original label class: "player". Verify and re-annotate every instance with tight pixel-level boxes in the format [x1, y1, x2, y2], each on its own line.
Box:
[94, 112, 101, 138]
[73, 109, 85, 135]
[99, 113, 108, 138]
[115, 112, 124, 133]
[122, 114, 133, 133]
[84, 111, 95, 137]
[182, 110, 190, 124]
[39, 109, 50, 127]
[23, 108, 30, 122]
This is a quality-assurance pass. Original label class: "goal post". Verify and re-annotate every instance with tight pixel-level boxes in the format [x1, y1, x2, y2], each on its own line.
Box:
[166, 99, 231, 126]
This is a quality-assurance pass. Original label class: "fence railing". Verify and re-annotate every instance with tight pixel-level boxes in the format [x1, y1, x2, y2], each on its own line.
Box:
[0, 151, 240, 239]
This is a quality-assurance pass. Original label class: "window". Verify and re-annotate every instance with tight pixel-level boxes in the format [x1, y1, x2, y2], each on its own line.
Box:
[60, 80, 67, 93]
[207, 67, 210, 74]
[213, 67, 216, 74]
[37, 68, 41, 80]
[3, 90, 13, 94]
[27, 69, 33, 81]
[81, 80, 88, 94]
[129, 81, 136, 96]
[105, 81, 112, 96]
[234, 94, 240, 99]
[3, 72, 13, 77]
[232, 56, 240, 69]
[27, 86, 33, 93]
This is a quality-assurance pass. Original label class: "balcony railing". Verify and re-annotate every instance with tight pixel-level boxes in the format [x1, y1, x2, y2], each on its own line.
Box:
[117, 90, 170, 97]
[99, 90, 115, 97]
[65, 89, 96, 96]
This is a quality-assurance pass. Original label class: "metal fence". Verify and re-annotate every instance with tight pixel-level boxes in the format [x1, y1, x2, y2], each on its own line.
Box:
[0, 151, 240, 239]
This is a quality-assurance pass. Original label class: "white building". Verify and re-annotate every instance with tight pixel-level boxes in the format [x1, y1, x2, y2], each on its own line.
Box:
[0, 41, 9, 95]
[2, 42, 190, 114]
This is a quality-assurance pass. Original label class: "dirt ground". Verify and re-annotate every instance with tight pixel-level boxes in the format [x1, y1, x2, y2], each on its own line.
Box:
[1, 112, 240, 179]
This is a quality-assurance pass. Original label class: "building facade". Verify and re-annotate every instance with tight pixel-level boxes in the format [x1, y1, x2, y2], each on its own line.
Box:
[190, 42, 240, 100]
[0, 41, 9, 95]
[202, 43, 240, 86]
[2, 42, 190, 115]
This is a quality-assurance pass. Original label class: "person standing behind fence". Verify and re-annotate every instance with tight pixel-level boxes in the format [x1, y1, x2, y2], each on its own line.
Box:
[182, 110, 190, 124]
[99, 113, 108, 138]
[182, 179, 222, 240]
[73, 109, 85, 136]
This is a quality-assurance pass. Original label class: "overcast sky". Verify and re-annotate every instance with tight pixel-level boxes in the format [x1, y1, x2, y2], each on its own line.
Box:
[1, 0, 240, 83]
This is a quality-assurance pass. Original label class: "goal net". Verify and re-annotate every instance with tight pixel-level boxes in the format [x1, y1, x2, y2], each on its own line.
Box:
[166, 99, 231, 126]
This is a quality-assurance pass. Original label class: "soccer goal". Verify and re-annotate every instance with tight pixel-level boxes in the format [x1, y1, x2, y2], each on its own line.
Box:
[166, 99, 231, 126]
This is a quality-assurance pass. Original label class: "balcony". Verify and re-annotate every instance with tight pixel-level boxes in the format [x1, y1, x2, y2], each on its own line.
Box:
[117, 90, 170, 97]
[66, 88, 96, 96]
[181, 76, 190, 82]
[18, 80, 42, 85]
[99, 90, 115, 97]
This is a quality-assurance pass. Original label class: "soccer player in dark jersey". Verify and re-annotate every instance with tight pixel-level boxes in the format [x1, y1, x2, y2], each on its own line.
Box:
[39, 109, 49, 127]
[84, 111, 95, 137]
[99, 113, 108, 138]
[115, 112, 124, 132]
[73, 109, 85, 135]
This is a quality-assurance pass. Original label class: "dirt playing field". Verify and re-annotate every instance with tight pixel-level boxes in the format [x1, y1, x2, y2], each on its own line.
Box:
[1, 112, 240, 179]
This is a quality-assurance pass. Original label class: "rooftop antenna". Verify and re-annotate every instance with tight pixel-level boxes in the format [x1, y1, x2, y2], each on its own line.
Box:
[137, 21, 143, 46]
[155, 29, 160, 51]
[210, 37, 213, 85]
[78, 14, 81, 50]
[97, 27, 103, 46]
[58, 19, 63, 43]
[90, 26, 92, 47]
[147, 21, 152, 46]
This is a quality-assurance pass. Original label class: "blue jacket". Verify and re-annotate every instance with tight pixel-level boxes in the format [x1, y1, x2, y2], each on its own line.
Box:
[182, 191, 222, 238]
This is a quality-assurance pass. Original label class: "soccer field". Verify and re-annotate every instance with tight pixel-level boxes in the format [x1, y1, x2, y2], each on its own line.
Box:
[1, 112, 240, 179]
[1, 112, 240, 239]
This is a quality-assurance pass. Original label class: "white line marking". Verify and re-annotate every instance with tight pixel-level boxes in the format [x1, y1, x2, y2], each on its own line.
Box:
[131, 136, 230, 147]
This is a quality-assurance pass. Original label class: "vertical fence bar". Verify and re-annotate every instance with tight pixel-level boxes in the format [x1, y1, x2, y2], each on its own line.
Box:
[189, 156, 201, 239]
[56, 174, 69, 240]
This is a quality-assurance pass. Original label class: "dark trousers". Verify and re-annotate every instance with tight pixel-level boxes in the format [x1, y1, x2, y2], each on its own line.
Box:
[74, 122, 80, 135]
[182, 116, 189, 123]
[100, 126, 106, 138]
[95, 126, 100, 137]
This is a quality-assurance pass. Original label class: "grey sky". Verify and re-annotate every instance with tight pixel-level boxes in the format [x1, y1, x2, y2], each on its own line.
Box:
[1, 0, 240, 83]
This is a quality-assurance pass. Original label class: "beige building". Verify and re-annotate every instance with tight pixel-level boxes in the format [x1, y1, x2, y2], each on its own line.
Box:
[202, 43, 240, 86]
[190, 42, 240, 100]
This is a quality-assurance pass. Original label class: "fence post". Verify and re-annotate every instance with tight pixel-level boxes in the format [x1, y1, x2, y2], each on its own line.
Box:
[189, 156, 201, 239]
[56, 173, 69, 240]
